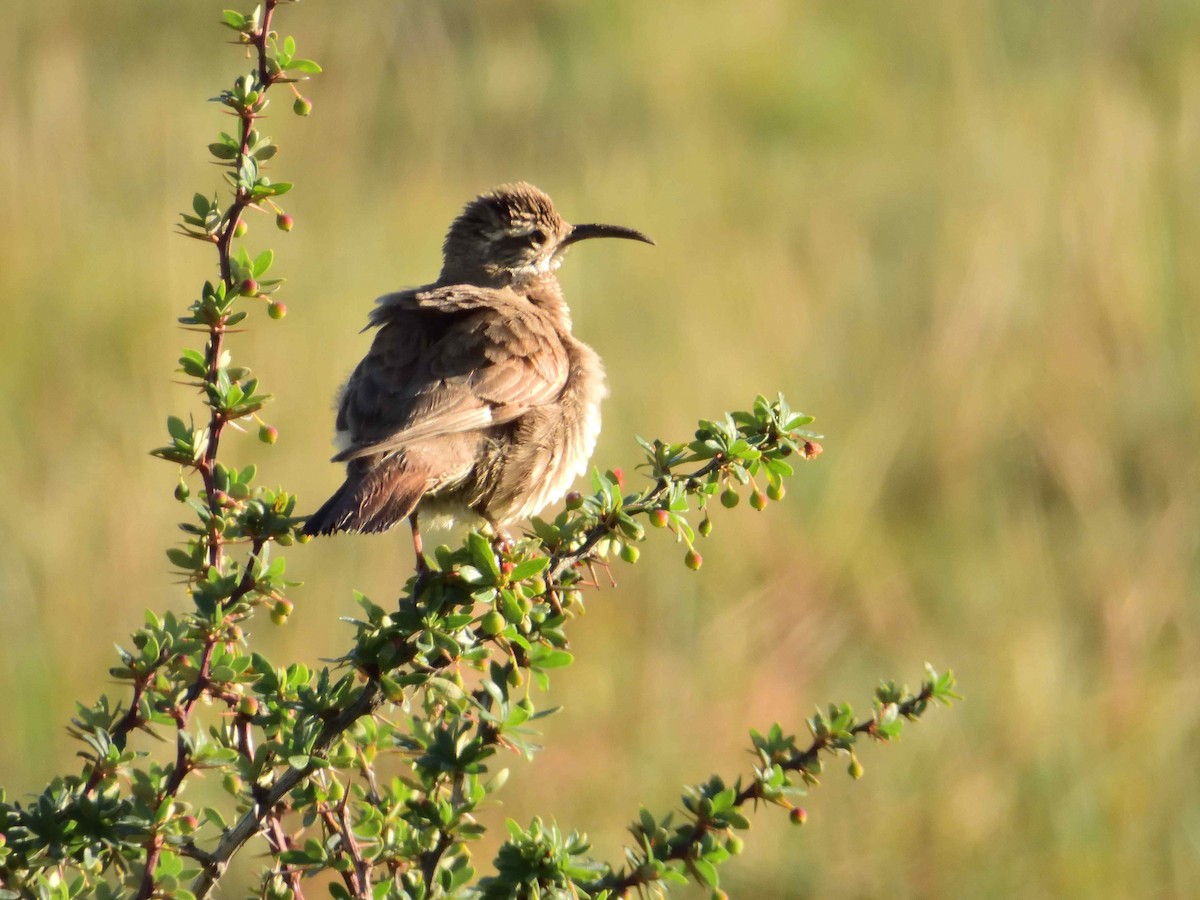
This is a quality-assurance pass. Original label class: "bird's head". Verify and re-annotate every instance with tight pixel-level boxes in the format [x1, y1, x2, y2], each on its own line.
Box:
[440, 182, 653, 287]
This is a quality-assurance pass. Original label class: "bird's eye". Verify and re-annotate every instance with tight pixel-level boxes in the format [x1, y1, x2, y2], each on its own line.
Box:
[529, 228, 547, 245]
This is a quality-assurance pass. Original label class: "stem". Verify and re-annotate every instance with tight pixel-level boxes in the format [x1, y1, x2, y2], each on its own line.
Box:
[186, 459, 728, 897]
[597, 684, 939, 897]
[134, 7, 280, 893]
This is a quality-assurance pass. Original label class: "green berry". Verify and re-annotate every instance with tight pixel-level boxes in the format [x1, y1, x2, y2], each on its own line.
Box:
[259, 424, 279, 444]
[480, 611, 505, 636]
[720, 488, 739, 508]
[848, 757, 864, 779]
[268, 301, 287, 319]
[564, 490, 583, 510]
[698, 515, 713, 537]
[750, 490, 767, 511]
[767, 482, 785, 501]
[293, 96, 312, 116]
[684, 549, 702, 570]
[174, 482, 190, 502]
[619, 544, 640, 564]
[233, 219, 248, 238]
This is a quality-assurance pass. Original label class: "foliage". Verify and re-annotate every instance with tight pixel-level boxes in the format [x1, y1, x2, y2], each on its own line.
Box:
[0, 4, 955, 898]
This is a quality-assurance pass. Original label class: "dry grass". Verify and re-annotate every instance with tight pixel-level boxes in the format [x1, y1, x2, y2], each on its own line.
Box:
[2, 2, 1198, 896]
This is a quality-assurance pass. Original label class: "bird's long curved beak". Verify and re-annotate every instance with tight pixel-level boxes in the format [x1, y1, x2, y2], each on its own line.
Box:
[560, 223, 656, 247]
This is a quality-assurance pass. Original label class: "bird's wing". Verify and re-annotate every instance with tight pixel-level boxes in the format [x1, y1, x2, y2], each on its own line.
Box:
[333, 286, 569, 463]
[365, 285, 506, 328]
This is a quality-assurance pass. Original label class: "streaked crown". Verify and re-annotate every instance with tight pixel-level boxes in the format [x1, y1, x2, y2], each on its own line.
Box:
[440, 183, 570, 286]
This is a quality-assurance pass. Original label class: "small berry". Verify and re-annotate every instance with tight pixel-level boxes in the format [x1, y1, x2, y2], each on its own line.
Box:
[271, 599, 293, 624]
[684, 548, 703, 570]
[516, 698, 535, 715]
[259, 424, 279, 444]
[499, 560, 515, 578]
[720, 488, 739, 508]
[213, 490, 232, 508]
[293, 95, 313, 116]
[650, 509, 670, 528]
[222, 773, 243, 795]
[611, 467, 625, 488]
[276, 213, 294, 231]
[174, 482, 190, 502]
[780, 443, 793, 456]
[789, 807, 808, 825]
[619, 544, 640, 564]
[268, 301, 287, 319]
[507, 667, 523, 687]
[180, 815, 199, 833]
[750, 490, 767, 511]
[725, 834, 744, 855]
[848, 757, 864, 779]
[767, 482, 785, 502]
[564, 490, 584, 510]
[233, 219, 248, 238]
[711, 891, 728, 900]
[238, 696, 259, 717]
[240, 278, 258, 296]
[698, 515, 713, 537]
[804, 440, 823, 459]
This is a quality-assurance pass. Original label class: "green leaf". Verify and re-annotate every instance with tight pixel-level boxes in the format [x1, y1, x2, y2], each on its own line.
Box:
[532, 649, 573, 670]
[288, 59, 323, 74]
[207, 143, 239, 160]
[252, 249, 274, 277]
[510, 556, 550, 580]
[692, 858, 719, 888]
[468, 531, 501, 582]
[166, 548, 196, 570]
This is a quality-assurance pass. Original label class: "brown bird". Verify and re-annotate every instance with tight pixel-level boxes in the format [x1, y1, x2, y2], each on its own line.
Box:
[303, 182, 653, 560]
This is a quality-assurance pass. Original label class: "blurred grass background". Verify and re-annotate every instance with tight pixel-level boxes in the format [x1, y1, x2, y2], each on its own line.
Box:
[3, 0, 1200, 896]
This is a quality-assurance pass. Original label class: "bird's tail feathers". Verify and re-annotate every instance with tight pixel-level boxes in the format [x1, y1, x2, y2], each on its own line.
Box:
[303, 459, 427, 536]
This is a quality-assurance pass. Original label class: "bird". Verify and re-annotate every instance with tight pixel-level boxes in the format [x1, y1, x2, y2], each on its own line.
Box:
[303, 182, 653, 563]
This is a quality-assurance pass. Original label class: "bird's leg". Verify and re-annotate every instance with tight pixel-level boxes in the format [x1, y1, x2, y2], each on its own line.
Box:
[409, 511, 429, 575]
[485, 517, 514, 556]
